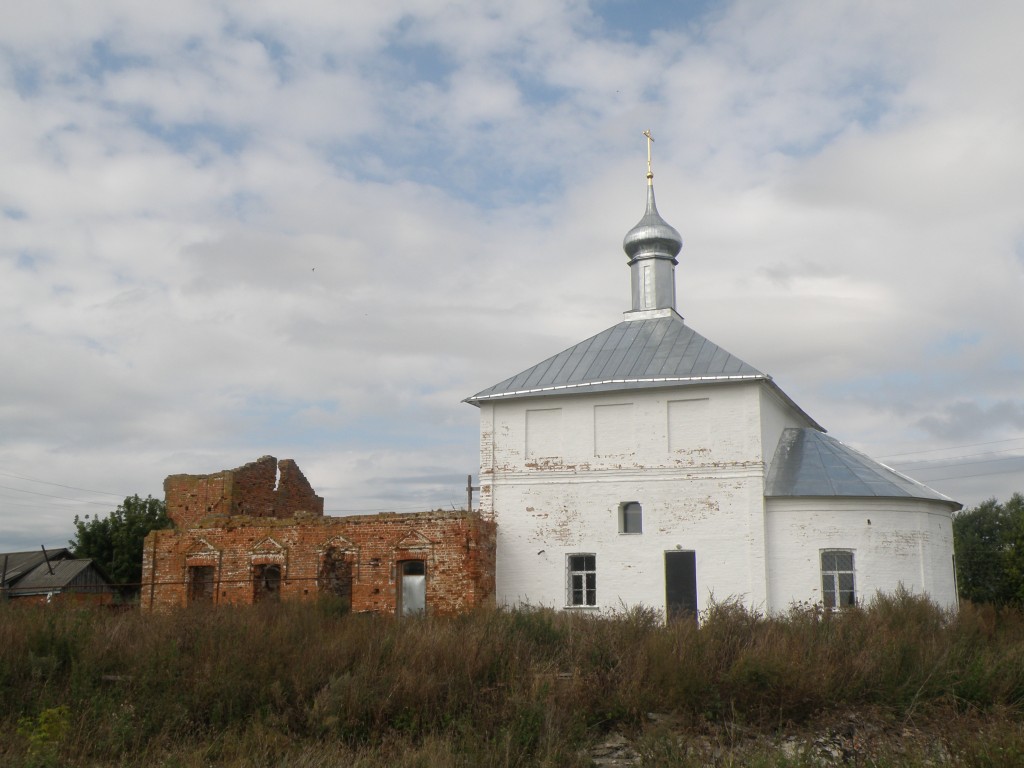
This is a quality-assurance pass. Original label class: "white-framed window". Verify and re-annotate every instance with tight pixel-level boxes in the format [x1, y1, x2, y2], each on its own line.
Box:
[821, 550, 856, 608]
[567, 554, 597, 607]
[619, 501, 642, 534]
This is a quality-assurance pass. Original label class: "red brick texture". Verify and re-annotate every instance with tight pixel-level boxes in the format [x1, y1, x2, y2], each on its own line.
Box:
[164, 455, 325, 530]
[144, 458, 496, 616]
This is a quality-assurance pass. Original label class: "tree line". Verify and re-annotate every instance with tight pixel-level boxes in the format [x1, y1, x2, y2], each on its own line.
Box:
[953, 492, 1024, 605]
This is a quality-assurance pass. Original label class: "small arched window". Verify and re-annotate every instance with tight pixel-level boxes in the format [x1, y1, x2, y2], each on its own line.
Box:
[619, 502, 642, 534]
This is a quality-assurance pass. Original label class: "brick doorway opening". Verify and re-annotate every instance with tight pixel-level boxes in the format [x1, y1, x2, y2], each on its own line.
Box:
[253, 564, 282, 603]
[397, 560, 426, 616]
[318, 547, 354, 611]
[188, 565, 216, 604]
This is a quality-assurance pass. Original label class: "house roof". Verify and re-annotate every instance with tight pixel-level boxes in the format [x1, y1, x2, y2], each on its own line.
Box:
[9, 558, 100, 594]
[466, 311, 769, 403]
[0, 548, 72, 586]
[765, 428, 961, 508]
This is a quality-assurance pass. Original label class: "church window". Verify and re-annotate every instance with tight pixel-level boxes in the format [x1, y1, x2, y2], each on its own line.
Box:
[821, 550, 855, 608]
[567, 554, 597, 607]
[619, 502, 642, 534]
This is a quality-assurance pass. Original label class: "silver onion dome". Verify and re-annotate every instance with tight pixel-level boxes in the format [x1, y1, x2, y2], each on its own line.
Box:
[622, 184, 682, 262]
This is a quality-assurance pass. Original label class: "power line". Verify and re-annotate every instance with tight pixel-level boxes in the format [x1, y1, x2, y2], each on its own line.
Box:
[891, 454, 1024, 473]
[911, 465, 1024, 483]
[889, 446, 1024, 468]
[0, 470, 127, 498]
[0, 491, 86, 509]
[0, 484, 116, 506]
[877, 436, 1024, 461]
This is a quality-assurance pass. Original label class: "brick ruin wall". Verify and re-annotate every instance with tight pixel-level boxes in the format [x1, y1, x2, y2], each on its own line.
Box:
[164, 455, 324, 530]
[149, 456, 494, 615]
[141, 510, 496, 615]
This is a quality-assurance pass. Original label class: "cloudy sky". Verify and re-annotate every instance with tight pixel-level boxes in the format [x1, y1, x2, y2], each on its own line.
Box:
[2, 0, 1022, 553]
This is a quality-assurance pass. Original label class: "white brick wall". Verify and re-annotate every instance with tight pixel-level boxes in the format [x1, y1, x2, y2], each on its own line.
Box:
[765, 497, 957, 611]
[478, 380, 959, 616]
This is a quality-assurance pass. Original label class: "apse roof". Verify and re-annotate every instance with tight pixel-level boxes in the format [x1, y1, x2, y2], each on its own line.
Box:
[765, 428, 960, 507]
[466, 311, 766, 403]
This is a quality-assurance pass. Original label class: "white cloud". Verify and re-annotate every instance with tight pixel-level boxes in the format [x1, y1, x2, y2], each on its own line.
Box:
[1, 0, 1023, 551]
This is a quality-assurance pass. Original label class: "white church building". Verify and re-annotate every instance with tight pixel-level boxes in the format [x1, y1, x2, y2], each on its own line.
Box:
[465, 153, 960, 618]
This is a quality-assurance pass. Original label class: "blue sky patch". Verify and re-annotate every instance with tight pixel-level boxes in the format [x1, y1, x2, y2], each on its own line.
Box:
[250, 32, 294, 84]
[82, 39, 151, 82]
[127, 105, 249, 156]
[16, 250, 43, 271]
[591, 0, 722, 43]
[325, 130, 564, 209]
[6, 54, 42, 97]
[380, 34, 455, 87]
[929, 331, 982, 356]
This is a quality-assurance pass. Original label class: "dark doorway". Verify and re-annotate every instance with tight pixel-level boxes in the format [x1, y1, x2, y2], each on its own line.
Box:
[665, 551, 697, 621]
[188, 565, 215, 604]
[319, 547, 353, 611]
[253, 564, 282, 603]
[398, 560, 426, 616]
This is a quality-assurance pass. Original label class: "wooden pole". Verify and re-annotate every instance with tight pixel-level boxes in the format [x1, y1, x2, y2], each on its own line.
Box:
[466, 474, 480, 513]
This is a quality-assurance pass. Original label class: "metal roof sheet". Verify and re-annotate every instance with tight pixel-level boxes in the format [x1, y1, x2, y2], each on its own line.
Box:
[765, 428, 960, 507]
[0, 549, 72, 586]
[10, 559, 99, 593]
[465, 313, 767, 403]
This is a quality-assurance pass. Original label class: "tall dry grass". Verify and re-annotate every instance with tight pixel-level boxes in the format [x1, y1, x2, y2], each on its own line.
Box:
[2, 592, 1024, 766]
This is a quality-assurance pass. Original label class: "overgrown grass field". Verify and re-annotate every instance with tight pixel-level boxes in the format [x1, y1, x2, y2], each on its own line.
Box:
[2, 593, 1024, 766]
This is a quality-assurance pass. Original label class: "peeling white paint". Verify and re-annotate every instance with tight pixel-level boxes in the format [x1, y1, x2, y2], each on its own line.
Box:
[477, 381, 958, 616]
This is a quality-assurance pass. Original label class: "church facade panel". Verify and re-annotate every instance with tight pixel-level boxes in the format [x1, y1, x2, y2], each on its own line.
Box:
[480, 386, 774, 613]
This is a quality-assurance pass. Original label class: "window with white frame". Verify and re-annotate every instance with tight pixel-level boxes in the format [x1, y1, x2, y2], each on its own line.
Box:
[567, 554, 597, 606]
[821, 550, 856, 608]
[619, 502, 642, 534]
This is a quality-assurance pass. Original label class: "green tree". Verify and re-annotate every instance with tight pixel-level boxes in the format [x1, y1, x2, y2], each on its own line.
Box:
[953, 493, 1024, 605]
[70, 494, 171, 594]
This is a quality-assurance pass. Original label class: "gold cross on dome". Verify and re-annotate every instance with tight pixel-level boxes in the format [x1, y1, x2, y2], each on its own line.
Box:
[643, 129, 654, 182]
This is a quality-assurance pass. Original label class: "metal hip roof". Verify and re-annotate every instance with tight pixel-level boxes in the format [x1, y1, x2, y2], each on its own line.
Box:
[466, 313, 766, 403]
[765, 428, 960, 507]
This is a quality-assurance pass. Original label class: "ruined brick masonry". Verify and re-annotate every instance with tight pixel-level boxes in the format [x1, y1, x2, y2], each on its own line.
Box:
[163, 455, 325, 529]
[143, 456, 496, 615]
